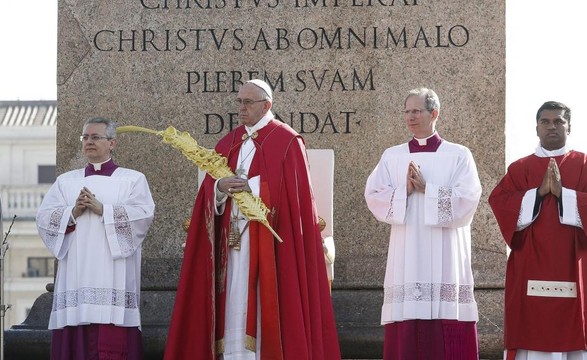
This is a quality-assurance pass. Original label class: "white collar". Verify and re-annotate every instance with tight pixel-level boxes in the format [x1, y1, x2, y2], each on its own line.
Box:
[89, 158, 112, 171]
[246, 110, 273, 135]
[414, 132, 437, 146]
[535, 145, 568, 158]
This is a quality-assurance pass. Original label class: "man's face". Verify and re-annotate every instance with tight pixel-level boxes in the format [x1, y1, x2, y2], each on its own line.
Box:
[81, 123, 116, 163]
[237, 83, 270, 127]
[404, 95, 437, 138]
[536, 109, 570, 151]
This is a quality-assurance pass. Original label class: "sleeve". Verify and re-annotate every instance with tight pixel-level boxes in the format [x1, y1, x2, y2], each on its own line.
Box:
[102, 173, 155, 259]
[35, 179, 76, 259]
[488, 162, 528, 246]
[423, 147, 482, 228]
[560, 187, 583, 228]
[364, 151, 408, 225]
[214, 178, 227, 215]
[516, 188, 541, 230]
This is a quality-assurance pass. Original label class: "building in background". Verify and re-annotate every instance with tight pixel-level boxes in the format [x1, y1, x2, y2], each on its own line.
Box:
[0, 100, 56, 328]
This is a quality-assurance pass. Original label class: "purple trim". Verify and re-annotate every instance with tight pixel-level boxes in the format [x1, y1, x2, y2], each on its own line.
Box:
[85, 159, 118, 177]
[51, 325, 143, 360]
[383, 319, 478, 360]
[408, 133, 443, 153]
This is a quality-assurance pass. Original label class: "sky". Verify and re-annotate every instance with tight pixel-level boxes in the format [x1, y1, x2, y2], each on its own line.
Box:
[0, 1, 57, 101]
[0, 1, 585, 165]
[506, 1, 586, 163]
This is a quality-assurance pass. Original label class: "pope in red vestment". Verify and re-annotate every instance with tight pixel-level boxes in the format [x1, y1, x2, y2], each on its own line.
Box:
[164, 80, 341, 360]
[489, 101, 587, 359]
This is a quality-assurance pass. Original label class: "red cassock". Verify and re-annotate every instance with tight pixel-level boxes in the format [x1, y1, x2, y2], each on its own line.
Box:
[489, 151, 587, 353]
[164, 120, 341, 360]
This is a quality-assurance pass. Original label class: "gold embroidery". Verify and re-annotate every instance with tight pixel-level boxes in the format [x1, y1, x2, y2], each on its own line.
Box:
[228, 214, 242, 250]
[245, 335, 257, 352]
[216, 338, 225, 354]
[241, 131, 258, 141]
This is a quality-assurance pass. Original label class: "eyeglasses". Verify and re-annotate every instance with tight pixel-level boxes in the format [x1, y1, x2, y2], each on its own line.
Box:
[80, 135, 112, 142]
[236, 98, 266, 106]
[403, 108, 429, 116]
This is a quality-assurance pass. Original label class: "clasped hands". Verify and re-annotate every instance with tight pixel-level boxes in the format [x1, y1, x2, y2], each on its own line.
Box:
[538, 158, 562, 198]
[218, 176, 252, 197]
[407, 161, 426, 195]
[73, 186, 103, 218]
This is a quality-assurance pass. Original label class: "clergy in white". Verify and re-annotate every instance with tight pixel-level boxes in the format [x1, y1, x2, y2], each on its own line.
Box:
[36, 117, 155, 360]
[365, 88, 482, 360]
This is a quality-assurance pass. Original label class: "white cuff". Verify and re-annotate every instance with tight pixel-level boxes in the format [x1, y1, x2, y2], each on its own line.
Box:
[67, 213, 77, 226]
[516, 188, 538, 230]
[215, 179, 228, 203]
[561, 187, 582, 228]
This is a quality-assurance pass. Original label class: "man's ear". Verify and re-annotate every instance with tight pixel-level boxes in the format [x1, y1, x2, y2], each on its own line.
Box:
[264, 100, 272, 112]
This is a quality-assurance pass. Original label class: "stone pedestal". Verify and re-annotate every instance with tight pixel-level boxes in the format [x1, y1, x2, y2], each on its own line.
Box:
[5, 0, 506, 358]
[6, 259, 504, 359]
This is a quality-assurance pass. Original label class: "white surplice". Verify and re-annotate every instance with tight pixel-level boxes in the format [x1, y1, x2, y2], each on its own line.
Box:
[365, 140, 481, 325]
[36, 167, 155, 329]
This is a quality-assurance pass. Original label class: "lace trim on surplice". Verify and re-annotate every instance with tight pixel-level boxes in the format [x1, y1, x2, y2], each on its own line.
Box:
[438, 187, 453, 224]
[384, 282, 475, 304]
[52, 287, 138, 311]
[113, 205, 134, 257]
[385, 188, 397, 221]
[44, 208, 65, 249]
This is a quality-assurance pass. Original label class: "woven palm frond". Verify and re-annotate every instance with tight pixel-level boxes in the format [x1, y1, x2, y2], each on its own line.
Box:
[117, 125, 283, 242]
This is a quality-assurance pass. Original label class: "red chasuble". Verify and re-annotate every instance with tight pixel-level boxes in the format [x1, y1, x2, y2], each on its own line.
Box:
[489, 151, 587, 353]
[164, 120, 341, 360]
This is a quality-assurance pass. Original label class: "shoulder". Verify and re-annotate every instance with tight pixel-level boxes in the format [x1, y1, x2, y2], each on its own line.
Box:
[262, 121, 302, 153]
[220, 126, 243, 142]
[260, 120, 299, 145]
[439, 140, 470, 153]
[271, 120, 299, 138]
[57, 168, 84, 180]
[113, 167, 147, 180]
[504, 154, 540, 174]
[569, 150, 587, 159]
[381, 143, 409, 157]
[216, 127, 242, 153]
[509, 153, 537, 166]
[439, 140, 478, 160]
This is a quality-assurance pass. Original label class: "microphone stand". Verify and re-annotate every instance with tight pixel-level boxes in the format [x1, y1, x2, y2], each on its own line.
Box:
[1, 215, 16, 360]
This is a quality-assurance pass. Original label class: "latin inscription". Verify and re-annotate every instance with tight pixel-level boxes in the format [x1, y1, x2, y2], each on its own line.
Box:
[84, 0, 471, 135]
